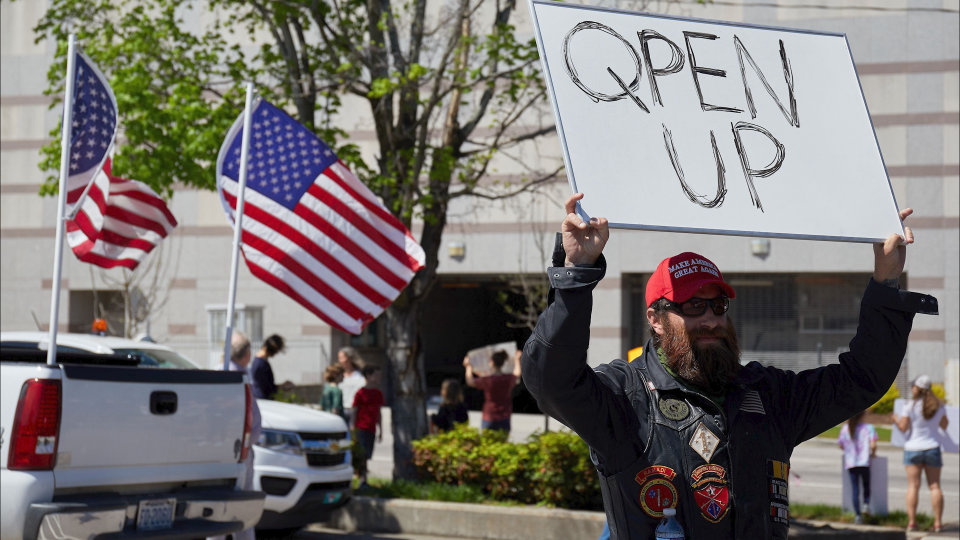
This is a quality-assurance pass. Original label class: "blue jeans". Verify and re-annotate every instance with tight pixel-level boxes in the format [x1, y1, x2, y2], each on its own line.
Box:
[848, 466, 870, 514]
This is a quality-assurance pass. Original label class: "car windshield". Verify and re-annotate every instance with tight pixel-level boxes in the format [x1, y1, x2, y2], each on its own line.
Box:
[114, 348, 200, 370]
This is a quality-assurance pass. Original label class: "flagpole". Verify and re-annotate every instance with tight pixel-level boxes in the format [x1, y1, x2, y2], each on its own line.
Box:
[47, 34, 78, 366]
[222, 82, 256, 370]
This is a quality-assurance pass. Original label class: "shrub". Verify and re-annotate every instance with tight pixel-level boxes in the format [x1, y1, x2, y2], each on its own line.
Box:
[870, 383, 899, 414]
[528, 431, 602, 509]
[932, 383, 946, 402]
[412, 424, 601, 510]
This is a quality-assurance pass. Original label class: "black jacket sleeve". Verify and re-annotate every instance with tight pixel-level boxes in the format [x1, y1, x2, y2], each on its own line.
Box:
[765, 279, 938, 447]
[522, 238, 642, 472]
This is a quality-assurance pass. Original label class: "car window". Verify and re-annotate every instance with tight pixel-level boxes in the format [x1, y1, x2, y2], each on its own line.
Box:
[114, 348, 201, 370]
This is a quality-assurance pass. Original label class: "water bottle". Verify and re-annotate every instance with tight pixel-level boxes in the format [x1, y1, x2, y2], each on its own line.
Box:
[655, 507, 685, 540]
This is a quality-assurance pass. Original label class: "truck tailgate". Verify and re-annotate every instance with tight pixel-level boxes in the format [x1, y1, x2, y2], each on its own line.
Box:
[54, 365, 246, 487]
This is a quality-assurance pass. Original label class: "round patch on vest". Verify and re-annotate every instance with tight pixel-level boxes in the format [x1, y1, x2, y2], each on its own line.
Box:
[691, 464, 731, 523]
[634, 465, 678, 519]
[658, 397, 690, 421]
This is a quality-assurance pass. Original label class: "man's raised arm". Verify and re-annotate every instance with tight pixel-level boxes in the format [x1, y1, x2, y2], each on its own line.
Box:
[522, 194, 638, 459]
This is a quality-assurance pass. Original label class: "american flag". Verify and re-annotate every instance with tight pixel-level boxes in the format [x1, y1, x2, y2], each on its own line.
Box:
[66, 159, 179, 270]
[65, 51, 117, 217]
[216, 98, 425, 334]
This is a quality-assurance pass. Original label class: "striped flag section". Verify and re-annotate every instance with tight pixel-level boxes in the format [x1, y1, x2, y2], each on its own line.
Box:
[65, 51, 117, 216]
[66, 159, 178, 270]
[216, 98, 425, 335]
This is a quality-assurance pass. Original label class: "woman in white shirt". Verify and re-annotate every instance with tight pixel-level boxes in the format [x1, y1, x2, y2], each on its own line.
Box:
[337, 346, 367, 427]
[892, 374, 949, 533]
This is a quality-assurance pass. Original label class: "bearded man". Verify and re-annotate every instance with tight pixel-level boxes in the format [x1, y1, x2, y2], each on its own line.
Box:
[522, 193, 938, 539]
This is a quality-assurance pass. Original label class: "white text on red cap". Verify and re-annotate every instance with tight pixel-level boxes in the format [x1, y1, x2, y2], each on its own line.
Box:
[669, 258, 720, 279]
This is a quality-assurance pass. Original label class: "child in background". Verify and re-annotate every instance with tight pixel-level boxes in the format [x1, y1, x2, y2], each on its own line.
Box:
[352, 365, 384, 487]
[430, 378, 469, 433]
[320, 364, 345, 420]
[837, 410, 878, 523]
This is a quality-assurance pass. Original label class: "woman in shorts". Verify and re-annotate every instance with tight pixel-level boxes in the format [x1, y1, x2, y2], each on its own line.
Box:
[892, 374, 949, 533]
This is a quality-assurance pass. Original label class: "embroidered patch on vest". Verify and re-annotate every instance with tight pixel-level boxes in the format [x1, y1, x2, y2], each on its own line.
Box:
[768, 459, 789, 504]
[634, 465, 678, 518]
[691, 464, 730, 523]
[658, 397, 690, 421]
[739, 390, 766, 415]
[770, 501, 790, 525]
[689, 421, 721, 463]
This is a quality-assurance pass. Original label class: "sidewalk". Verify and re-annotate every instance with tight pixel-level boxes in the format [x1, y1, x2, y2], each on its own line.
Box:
[319, 497, 957, 540]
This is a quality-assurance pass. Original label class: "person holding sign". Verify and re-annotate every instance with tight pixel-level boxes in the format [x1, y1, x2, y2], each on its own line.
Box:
[522, 193, 938, 539]
[464, 350, 523, 434]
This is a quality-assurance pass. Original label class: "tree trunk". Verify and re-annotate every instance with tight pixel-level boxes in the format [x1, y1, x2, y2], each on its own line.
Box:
[384, 292, 428, 480]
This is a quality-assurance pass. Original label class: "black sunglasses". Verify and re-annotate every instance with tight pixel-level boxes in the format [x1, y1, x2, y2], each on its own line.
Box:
[663, 296, 730, 317]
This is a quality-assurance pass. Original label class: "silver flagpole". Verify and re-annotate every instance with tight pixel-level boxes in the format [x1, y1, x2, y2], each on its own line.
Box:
[46, 34, 78, 366]
[222, 82, 256, 370]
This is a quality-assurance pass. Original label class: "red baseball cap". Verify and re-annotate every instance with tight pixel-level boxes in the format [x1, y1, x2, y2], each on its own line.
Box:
[645, 252, 736, 306]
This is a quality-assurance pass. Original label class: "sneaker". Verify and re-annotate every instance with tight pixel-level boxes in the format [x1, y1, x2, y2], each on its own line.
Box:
[861, 502, 870, 515]
[854, 514, 863, 524]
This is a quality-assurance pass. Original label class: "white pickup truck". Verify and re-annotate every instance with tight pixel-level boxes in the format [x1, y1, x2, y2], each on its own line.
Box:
[1, 332, 354, 537]
[0, 335, 265, 539]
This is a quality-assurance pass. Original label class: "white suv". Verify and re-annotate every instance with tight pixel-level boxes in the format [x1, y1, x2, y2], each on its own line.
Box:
[254, 399, 353, 531]
[0, 332, 354, 534]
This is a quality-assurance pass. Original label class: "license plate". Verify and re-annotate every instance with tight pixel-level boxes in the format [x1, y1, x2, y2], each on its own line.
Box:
[136, 498, 176, 531]
[324, 492, 342, 504]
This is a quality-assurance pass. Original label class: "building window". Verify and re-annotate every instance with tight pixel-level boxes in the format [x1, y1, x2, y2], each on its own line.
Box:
[206, 305, 263, 369]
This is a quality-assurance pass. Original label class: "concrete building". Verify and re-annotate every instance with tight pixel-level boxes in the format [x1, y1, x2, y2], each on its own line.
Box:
[2, 0, 957, 405]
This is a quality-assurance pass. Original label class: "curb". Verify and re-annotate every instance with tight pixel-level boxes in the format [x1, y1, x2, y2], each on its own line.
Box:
[322, 497, 909, 539]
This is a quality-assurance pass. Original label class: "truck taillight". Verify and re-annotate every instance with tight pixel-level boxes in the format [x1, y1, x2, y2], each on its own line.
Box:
[9, 379, 62, 470]
[240, 384, 253, 462]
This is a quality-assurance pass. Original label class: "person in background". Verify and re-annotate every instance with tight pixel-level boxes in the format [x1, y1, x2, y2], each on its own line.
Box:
[463, 349, 523, 434]
[338, 346, 366, 426]
[321, 364, 345, 420]
[430, 378, 469, 433]
[352, 364, 384, 487]
[210, 331, 260, 540]
[837, 410, 877, 523]
[892, 374, 950, 533]
[249, 334, 294, 399]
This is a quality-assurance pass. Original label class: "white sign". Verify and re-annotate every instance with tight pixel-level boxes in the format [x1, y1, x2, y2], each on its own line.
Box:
[466, 341, 517, 374]
[529, 0, 903, 242]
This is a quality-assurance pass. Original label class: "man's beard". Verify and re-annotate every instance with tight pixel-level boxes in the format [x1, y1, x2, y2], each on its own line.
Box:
[660, 316, 742, 394]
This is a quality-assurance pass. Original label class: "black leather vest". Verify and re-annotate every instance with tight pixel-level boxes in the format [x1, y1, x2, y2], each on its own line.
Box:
[593, 344, 791, 539]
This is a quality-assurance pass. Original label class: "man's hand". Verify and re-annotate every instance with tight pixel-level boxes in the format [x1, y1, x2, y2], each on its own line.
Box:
[873, 208, 914, 282]
[562, 193, 610, 266]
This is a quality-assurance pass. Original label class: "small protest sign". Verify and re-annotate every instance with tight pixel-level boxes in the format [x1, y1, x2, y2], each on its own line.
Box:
[466, 342, 517, 375]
